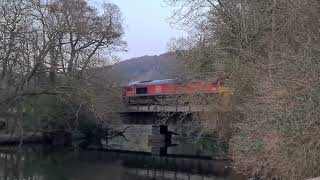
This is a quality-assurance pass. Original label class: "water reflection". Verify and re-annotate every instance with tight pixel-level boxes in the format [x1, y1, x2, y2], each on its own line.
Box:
[0, 124, 244, 180]
[107, 125, 228, 158]
[0, 147, 243, 180]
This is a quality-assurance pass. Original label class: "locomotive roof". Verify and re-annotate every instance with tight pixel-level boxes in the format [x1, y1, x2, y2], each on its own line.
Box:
[128, 79, 177, 86]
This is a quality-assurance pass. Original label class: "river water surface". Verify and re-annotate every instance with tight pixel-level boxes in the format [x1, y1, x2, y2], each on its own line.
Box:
[0, 125, 244, 180]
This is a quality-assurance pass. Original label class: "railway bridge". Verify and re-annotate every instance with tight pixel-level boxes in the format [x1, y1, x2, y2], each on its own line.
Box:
[124, 104, 211, 113]
[120, 99, 233, 124]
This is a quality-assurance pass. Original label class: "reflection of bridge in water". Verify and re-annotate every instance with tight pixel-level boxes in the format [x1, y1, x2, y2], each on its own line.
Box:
[97, 150, 231, 179]
[128, 169, 222, 180]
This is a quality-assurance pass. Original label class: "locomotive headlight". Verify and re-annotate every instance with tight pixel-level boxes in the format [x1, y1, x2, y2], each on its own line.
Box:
[219, 87, 234, 96]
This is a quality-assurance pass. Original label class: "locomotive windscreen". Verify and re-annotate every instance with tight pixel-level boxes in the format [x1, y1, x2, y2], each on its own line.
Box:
[136, 87, 148, 94]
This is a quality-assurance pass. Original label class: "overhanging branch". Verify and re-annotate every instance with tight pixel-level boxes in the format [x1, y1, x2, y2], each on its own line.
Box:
[206, 0, 215, 6]
[206, 0, 224, 9]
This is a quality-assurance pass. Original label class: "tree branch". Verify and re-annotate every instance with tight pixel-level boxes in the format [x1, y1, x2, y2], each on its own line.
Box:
[206, 0, 215, 6]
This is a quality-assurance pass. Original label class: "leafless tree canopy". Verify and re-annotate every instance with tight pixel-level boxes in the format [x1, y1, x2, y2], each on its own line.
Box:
[167, 0, 320, 179]
[0, 0, 126, 132]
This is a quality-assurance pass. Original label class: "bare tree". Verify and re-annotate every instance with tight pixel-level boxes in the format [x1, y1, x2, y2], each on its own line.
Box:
[166, 0, 320, 179]
[0, 0, 126, 137]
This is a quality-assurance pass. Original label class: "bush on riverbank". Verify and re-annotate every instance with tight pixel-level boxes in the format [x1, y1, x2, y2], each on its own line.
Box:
[22, 95, 68, 133]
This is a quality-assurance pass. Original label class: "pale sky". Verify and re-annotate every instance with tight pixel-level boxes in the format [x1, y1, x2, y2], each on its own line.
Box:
[92, 0, 185, 60]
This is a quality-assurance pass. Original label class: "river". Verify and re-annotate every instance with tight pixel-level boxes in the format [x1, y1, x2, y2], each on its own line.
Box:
[0, 125, 245, 180]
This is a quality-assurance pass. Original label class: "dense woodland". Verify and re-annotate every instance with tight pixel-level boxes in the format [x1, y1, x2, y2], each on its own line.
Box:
[166, 0, 320, 179]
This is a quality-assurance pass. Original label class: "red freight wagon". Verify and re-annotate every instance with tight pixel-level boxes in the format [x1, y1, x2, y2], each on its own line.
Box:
[123, 78, 223, 105]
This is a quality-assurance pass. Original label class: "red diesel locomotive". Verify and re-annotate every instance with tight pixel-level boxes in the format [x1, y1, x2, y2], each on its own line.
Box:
[123, 78, 224, 105]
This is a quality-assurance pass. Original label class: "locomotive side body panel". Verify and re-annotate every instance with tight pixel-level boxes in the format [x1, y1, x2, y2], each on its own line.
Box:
[123, 79, 225, 105]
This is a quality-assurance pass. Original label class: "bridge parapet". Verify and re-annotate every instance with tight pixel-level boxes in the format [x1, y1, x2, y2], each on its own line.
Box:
[124, 105, 211, 113]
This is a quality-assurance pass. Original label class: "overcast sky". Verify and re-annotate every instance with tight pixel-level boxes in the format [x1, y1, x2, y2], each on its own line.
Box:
[91, 0, 185, 60]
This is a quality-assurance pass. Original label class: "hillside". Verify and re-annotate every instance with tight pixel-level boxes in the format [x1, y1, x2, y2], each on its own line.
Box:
[112, 53, 177, 83]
